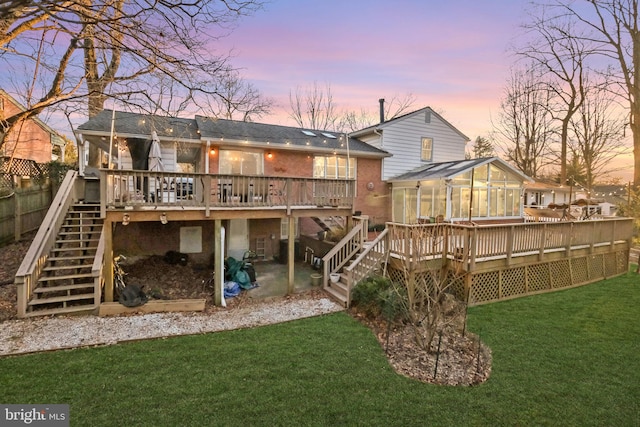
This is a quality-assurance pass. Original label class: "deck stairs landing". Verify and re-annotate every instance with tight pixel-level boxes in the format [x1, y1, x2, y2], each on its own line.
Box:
[26, 203, 103, 316]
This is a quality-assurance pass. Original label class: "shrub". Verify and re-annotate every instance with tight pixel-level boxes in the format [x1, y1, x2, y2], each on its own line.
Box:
[351, 275, 407, 321]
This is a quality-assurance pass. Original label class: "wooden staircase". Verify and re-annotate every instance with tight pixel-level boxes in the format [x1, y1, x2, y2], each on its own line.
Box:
[322, 220, 388, 307]
[324, 242, 382, 308]
[26, 203, 103, 316]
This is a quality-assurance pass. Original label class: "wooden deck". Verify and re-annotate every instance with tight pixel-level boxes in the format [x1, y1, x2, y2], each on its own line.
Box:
[384, 219, 632, 306]
[99, 170, 355, 217]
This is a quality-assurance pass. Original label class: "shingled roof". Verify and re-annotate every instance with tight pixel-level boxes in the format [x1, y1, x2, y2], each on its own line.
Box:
[389, 157, 533, 182]
[76, 110, 390, 158]
[195, 116, 387, 156]
[77, 110, 200, 141]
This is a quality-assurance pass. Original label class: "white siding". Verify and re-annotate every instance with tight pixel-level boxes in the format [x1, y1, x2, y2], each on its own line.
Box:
[380, 110, 467, 181]
[116, 142, 177, 172]
[162, 144, 177, 172]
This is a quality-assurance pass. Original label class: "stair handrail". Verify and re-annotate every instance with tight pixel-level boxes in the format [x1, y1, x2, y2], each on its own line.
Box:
[91, 228, 106, 308]
[343, 228, 389, 307]
[322, 222, 363, 289]
[15, 170, 78, 317]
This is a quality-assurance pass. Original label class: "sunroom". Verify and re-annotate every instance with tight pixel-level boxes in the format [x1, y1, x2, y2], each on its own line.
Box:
[389, 157, 533, 224]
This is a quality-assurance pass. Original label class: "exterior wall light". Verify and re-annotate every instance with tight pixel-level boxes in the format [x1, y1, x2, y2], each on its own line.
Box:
[210, 148, 216, 155]
[267, 152, 273, 159]
[122, 213, 130, 225]
[160, 212, 168, 225]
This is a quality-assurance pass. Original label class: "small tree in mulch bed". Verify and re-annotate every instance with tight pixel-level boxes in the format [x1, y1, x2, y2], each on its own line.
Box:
[350, 224, 492, 386]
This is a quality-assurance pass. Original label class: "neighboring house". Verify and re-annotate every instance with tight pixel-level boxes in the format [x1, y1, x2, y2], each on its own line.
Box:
[76, 110, 390, 263]
[0, 90, 66, 163]
[591, 184, 628, 216]
[523, 180, 576, 208]
[388, 157, 532, 223]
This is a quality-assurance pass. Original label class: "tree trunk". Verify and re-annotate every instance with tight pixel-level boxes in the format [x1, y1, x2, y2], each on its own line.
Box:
[633, 109, 640, 188]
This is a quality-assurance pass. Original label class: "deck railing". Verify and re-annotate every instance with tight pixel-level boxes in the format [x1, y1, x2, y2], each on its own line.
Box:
[343, 228, 389, 302]
[100, 170, 354, 214]
[322, 223, 364, 288]
[387, 218, 633, 271]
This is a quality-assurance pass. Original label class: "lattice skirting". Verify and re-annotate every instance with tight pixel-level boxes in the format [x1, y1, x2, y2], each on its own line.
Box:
[385, 250, 629, 306]
[468, 250, 628, 305]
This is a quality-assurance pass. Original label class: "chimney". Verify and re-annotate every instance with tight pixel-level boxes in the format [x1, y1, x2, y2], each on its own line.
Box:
[379, 98, 385, 123]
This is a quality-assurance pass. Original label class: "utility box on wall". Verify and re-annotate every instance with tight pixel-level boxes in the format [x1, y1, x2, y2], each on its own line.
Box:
[180, 226, 202, 253]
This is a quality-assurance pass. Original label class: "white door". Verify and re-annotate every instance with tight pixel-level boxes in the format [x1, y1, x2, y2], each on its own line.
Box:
[227, 219, 249, 260]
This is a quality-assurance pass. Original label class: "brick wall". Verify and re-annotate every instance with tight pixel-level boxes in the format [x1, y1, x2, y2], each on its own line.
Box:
[354, 157, 390, 226]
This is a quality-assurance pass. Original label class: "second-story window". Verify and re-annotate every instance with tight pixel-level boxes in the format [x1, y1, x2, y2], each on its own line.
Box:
[313, 155, 355, 179]
[421, 137, 433, 161]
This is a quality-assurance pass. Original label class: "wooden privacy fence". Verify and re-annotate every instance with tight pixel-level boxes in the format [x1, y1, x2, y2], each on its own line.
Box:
[0, 185, 52, 246]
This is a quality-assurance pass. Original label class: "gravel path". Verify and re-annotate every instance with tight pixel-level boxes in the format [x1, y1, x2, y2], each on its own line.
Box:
[0, 297, 343, 356]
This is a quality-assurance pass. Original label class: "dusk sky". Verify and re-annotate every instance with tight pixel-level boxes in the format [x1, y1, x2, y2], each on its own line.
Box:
[216, 0, 528, 141]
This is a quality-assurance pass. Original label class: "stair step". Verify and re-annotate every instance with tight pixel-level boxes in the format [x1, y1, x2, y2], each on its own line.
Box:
[48, 254, 96, 262]
[58, 232, 102, 239]
[43, 264, 92, 272]
[66, 214, 101, 219]
[60, 224, 103, 230]
[28, 293, 96, 306]
[38, 272, 94, 282]
[24, 305, 97, 317]
[34, 283, 95, 293]
[328, 278, 348, 292]
[50, 246, 97, 253]
[323, 286, 348, 307]
[56, 238, 100, 244]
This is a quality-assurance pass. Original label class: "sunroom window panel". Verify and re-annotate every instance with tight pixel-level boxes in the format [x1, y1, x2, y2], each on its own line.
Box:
[406, 189, 418, 223]
[420, 188, 434, 219]
[451, 187, 461, 218]
[393, 189, 406, 222]
[477, 188, 488, 217]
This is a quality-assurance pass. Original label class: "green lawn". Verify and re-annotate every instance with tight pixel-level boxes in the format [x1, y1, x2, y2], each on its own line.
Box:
[1, 272, 639, 426]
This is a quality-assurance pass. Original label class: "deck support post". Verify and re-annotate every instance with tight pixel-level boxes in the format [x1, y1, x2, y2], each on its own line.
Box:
[104, 220, 114, 302]
[214, 219, 222, 306]
[287, 214, 295, 294]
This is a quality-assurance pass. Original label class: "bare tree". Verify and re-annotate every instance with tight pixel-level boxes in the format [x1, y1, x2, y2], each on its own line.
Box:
[569, 80, 629, 192]
[395, 224, 466, 352]
[288, 82, 338, 130]
[207, 69, 273, 121]
[539, 0, 640, 187]
[517, 8, 595, 187]
[0, 0, 264, 163]
[289, 83, 417, 132]
[339, 93, 417, 132]
[492, 66, 557, 178]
